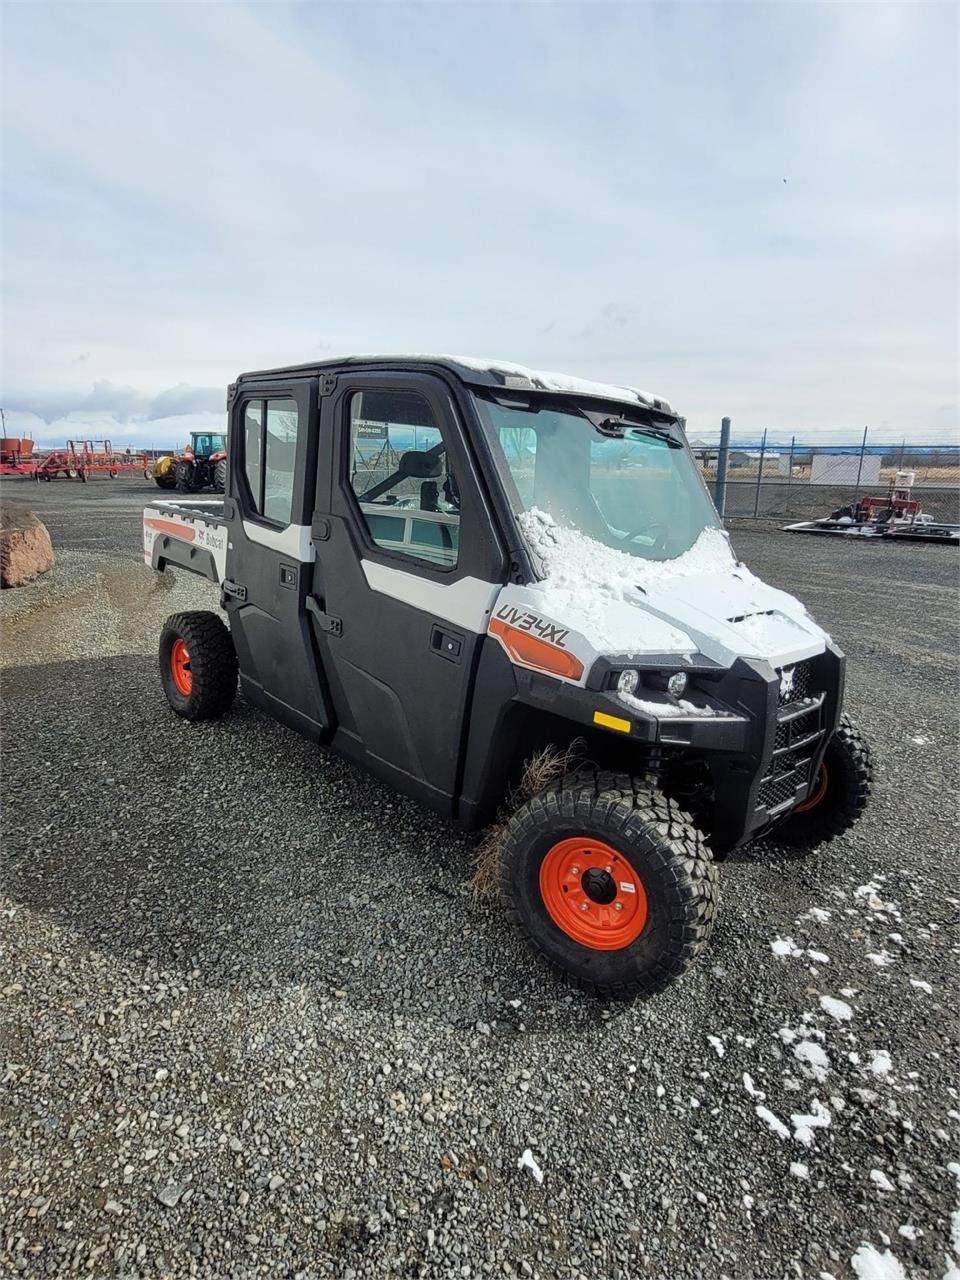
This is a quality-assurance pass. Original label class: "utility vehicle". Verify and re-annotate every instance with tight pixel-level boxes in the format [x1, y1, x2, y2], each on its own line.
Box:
[143, 356, 872, 999]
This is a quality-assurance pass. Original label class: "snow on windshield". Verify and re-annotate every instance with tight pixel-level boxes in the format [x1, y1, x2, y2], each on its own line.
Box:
[518, 508, 738, 653]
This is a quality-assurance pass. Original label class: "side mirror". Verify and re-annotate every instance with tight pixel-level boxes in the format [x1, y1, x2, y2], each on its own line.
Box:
[398, 450, 442, 480]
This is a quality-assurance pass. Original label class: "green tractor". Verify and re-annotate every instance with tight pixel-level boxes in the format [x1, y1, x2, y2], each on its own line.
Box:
[153, 432, 227, 493]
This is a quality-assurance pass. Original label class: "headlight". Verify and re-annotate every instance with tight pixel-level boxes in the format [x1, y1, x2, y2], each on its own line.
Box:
[666, 672, 688, 698]
[617, 668, 639, 697]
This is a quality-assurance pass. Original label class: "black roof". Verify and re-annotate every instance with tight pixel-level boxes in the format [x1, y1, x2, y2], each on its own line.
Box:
[235, 354, 677, 417]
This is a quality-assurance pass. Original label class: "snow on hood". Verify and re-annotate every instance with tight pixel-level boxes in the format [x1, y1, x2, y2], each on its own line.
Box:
[518, 509, 828, 666]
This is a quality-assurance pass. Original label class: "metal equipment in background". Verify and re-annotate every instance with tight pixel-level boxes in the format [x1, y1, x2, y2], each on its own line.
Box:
[784, 471, 960, 544]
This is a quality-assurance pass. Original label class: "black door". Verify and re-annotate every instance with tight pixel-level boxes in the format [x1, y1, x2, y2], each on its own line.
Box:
[308, 370, 507, 815]
[224, 377, 333, 740]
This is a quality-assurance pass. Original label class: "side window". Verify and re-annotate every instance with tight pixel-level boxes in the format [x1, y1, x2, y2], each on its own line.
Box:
[347, 390, 459, 568]
[242, 397, 299, 525]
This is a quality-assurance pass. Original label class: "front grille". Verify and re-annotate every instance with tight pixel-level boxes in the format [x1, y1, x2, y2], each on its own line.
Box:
[758, 665, 826, 815]
[757, 763, 807, 810]
[778, 661, 811, 706]
[774, 705, 820, 751]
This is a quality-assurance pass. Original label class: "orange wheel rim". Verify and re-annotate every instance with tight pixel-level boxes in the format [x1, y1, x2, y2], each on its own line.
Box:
[170, 638, 193, 696]
[795, 762, 828, 813]
[539, 837, 648, 951]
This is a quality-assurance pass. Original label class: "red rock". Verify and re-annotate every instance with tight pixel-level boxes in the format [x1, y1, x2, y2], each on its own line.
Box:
[0, 501, 55, 588]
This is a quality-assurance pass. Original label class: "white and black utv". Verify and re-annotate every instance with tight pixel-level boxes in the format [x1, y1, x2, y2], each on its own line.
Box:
[144, 356, 872, 1000]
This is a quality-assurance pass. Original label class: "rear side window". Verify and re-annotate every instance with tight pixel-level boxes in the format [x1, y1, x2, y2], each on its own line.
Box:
[347, 390, 459, 568]
[242, 397, 299, 524]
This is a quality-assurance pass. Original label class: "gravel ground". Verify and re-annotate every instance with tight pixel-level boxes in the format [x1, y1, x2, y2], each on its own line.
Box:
[2, 479, 958, 1280]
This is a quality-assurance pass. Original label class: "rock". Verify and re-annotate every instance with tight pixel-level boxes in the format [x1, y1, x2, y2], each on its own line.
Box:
[155, 1181, 188, 1208]
[0, 502, 54, 588]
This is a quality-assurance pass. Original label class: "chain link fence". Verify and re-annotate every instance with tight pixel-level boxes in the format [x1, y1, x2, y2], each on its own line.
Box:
[690, 431, 960, 523]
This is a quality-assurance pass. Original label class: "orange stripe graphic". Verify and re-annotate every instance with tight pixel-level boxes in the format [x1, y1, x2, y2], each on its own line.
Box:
[145, 517, 196, 542]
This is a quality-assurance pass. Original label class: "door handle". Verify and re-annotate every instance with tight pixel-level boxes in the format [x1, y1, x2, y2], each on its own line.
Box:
[430, 624, 463, 663]
[306, 596, 343, 636]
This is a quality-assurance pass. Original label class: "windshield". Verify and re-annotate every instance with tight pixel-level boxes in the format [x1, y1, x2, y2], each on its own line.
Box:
[474, 396, 721, 562]
[191, 433, 225, 456]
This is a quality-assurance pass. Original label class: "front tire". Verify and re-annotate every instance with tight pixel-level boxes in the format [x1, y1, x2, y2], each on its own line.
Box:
[159, 611, 238, 721]
[775, 714, 872, 848]
[499, 775, 718, 1000]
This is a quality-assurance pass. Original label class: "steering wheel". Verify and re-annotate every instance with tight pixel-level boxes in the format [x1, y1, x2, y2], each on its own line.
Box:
[621, 522, 670, 555]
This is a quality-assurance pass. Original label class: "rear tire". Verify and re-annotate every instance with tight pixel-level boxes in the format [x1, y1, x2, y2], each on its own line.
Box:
[774, 715, 872, 849]
[499, 774, 718, 1000]
[174, 460, 199, 493]
[213, 458, 227, 493]
[159, 611, 238, 721]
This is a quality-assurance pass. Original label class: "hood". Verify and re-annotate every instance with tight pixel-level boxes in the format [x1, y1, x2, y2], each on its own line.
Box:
[632, 570, 828, 668]
[494, 515, 829, 685]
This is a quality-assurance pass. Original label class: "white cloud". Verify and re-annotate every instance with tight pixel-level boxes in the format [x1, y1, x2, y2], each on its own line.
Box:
[1, 1, 957, 445]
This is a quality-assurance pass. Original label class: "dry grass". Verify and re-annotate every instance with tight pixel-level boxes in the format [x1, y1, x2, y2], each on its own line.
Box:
[469, 740, 587, 898]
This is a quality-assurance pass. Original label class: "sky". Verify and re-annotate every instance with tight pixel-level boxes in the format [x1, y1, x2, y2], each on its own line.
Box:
[1, 0, 958, 448]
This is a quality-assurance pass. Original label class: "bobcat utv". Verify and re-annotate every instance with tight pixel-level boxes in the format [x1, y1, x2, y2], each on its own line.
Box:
[144, 356, 872, 1000]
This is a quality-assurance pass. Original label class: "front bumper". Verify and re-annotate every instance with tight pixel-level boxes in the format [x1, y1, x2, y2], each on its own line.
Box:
[512, 643, 845, 853]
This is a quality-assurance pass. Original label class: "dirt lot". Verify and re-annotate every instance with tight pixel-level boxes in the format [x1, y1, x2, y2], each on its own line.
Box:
[2, 477, 958, 1280]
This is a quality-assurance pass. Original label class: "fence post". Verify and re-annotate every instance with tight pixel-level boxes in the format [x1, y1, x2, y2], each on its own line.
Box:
[714, 416, 730, 516]
[853, 425, 868, 498]
[753, 428, 767, 517]
[786, 435, 796, 514]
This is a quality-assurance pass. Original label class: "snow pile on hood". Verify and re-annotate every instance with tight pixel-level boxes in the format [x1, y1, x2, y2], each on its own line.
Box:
[517, 508, 739, 653]
[728, 608, 814, 655]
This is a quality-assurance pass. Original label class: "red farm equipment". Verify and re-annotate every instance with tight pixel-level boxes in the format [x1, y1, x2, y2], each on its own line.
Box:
[34, 440, 153, 483]
[0, 436, 37, 476]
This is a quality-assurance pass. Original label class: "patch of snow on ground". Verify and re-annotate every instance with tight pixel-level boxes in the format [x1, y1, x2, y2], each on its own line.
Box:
[952, 1209, 960, 1255]
[896, 1225, 920, 1240]
[517, 1148, 544, 1185]
[867, 950, 894, 967]
[909, 978, 933, 994]
[772, 937, 830, 964]
[755, 1105, 790, 1140]
[850, 1243, 907, 1280]
[772, 936, 801, 957]
[820, 995, 854, 1022]
[706, 1035, 725, 1058]
[803, 907, 832, 923]
[794, 1040, 830, 1081]
[855, 879, 900, 917]
[790, 1162, 809, 1179]
[910, 735, 929, 745]
[868, 1050, 893, 1077]
[743, 1072, 765, 1100]
[791, 1099, 832, 1147]
[516, 509, 736, 654]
